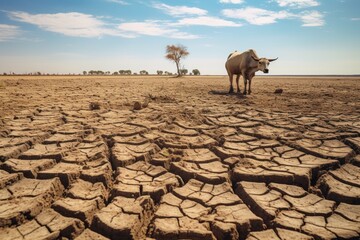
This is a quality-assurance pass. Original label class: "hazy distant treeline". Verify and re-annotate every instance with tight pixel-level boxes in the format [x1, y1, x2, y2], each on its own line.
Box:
[2, 69, 200, 76]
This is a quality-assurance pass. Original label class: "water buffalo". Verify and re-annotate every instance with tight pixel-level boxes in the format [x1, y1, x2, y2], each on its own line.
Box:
[225, 49, 278, 95]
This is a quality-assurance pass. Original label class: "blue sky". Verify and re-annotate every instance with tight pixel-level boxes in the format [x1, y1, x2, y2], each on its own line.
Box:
[0, 0, 359, 75]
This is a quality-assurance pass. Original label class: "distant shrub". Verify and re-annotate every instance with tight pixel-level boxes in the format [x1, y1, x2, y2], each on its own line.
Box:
[119, 70, 132, 75]
[180, 69, 188, 75]
[192, 69, 200, 75]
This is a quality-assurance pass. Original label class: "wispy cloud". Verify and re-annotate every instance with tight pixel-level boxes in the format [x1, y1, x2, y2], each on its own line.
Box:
[7, 11, 133, 38]
[273, 0, 320, 8]
[6, 10, 200, 39]
[106, 0, 129, 5]
[117, 20, 200, 39]
[153, 3, 207, 17]
[222, 7, 324, 26]
[153, 3, 241, 27]
[351, 17, 360, 21]
[219, 0, 245, 4]
[0, 24, 21, 41]
[300, 10, 324, 26]
[222, 7, 293, 25]
[175, 16, 242, 27]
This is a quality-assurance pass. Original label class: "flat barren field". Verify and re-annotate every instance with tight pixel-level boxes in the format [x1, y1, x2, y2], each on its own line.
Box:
[0, 75, 360, 239]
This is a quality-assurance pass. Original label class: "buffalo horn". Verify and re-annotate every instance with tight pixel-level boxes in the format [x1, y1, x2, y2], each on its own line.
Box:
[268, 57, 278, 62]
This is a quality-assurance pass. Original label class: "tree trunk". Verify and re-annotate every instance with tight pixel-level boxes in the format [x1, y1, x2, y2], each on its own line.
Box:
[175, 61, 181, 76]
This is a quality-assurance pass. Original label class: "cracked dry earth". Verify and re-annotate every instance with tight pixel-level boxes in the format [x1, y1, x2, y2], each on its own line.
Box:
[0, 75, 360, 240]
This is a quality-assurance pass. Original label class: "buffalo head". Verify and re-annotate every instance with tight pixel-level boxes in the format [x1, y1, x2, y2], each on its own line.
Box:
[251, 56, 278, 74]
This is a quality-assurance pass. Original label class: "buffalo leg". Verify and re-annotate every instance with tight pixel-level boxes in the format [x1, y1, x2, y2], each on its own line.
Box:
[242, 72, 247, 95]
[235, 75, 241, 93]
[248, 73, 255, 95]
[228, 74, 234, 93]
[248, 78, 252, 95]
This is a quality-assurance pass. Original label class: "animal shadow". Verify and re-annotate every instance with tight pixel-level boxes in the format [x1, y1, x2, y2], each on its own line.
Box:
[208, 90, 247, 99]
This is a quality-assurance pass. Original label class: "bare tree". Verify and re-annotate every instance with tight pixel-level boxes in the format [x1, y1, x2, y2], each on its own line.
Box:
[165, 44, 189, 77]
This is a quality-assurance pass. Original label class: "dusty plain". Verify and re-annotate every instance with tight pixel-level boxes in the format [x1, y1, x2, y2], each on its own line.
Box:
[0, 75, 359, 240]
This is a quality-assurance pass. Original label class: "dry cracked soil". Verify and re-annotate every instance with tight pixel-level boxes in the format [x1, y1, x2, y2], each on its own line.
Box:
[0, 75, 359, 240]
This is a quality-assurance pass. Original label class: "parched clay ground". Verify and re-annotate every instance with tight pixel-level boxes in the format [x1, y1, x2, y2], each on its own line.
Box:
[0, 75, 359, 240]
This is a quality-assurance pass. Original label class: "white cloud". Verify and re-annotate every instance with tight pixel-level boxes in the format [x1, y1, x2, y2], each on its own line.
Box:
[0, 24, 21, 41]
[222, 7, 324, 27]
[300, 10, 324, 26]
[219, 0, 245, 4]
[273, 0, 319, 8]
[176, 16, 242, 27]
[117, 20, 200, 39]
[153, 3, 240, 27]
[222, 7, 293, 25]
[153, 3, 207, 17]
[6, 10, 201, 39]
[106, 0, 128, 5]
[7, 11, 133, 38]
[351, 18, 360, 21]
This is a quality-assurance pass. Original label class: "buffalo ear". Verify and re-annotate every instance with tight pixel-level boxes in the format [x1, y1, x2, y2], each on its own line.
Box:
[268, 57, 278, 62]
[251, 55, 260, 61]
